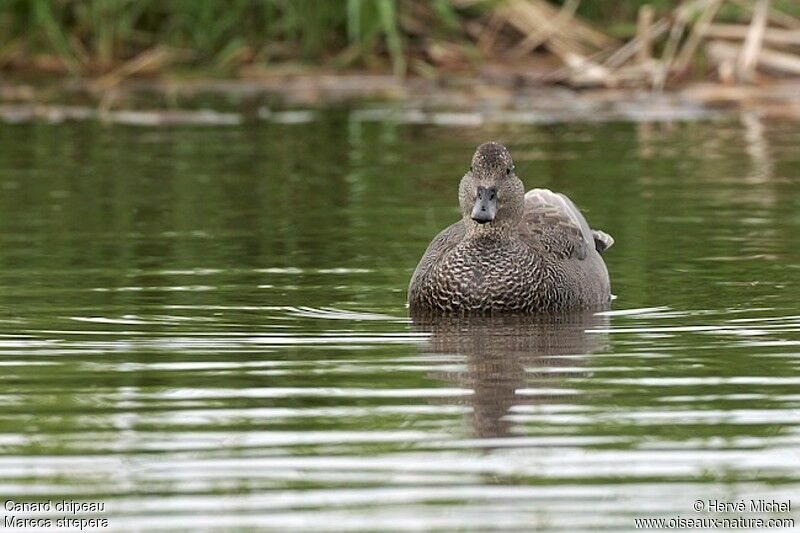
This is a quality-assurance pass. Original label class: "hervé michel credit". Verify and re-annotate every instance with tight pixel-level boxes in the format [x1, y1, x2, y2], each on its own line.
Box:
[706, 499, 790, 513]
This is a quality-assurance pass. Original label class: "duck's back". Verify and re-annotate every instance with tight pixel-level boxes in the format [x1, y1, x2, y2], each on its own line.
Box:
[520, 189, 613, 258]
[517, 188, 612, 307]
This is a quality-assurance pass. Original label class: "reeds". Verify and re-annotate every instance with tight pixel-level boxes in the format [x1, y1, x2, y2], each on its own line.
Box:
[1, 0, 800, 87]
[0, 0, 430, 75]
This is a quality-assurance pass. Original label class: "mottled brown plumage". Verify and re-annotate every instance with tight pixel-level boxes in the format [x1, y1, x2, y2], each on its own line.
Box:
[408, 142, 613, 315]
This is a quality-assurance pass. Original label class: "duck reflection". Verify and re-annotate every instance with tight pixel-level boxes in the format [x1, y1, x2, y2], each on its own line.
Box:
[413, 312, 609, 438]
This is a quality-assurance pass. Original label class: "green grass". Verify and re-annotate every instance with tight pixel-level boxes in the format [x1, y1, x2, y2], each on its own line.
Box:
[0, 0, 461, 76]
[1, 0, 797, 78]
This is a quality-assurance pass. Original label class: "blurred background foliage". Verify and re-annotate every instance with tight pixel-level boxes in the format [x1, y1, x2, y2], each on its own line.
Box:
[0, 0, 798, 78]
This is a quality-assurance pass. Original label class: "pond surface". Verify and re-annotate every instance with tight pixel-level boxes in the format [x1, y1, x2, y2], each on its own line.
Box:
[0, 111, 798, 531]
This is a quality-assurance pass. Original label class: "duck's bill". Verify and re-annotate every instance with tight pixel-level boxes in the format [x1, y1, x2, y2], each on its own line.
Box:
[471, 186, 497, 224]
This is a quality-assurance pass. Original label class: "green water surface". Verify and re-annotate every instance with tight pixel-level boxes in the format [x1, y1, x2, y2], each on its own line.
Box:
[0, 111, 798, 531]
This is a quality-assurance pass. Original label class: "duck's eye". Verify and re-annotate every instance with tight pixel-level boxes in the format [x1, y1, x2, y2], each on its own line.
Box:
[506, 167, 512, 175]
[469, 166, 473, 172]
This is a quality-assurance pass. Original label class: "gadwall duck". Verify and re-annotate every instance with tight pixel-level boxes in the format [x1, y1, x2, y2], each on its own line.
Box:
[408, 142, 613, 315]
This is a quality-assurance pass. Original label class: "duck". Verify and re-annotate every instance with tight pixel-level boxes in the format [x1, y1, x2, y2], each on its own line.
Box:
[408, 141, 613, 315]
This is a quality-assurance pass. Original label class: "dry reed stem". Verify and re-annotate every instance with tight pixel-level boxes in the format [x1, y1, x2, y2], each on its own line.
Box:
[511, 0, 581, 57]
[604, 18, 669, 70]
[673, 0, 723, 73]
[705, 24, 800, 47]
[731, 0, 800, 30]
[636, 5, 655, 64]
[90, 47, 174, 92]
[709, 39, 800, 75]
[737, 0, 771, 81]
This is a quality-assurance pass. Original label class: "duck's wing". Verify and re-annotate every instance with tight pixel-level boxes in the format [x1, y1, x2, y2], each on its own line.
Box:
[521, 189, 613, 259]
[409, 220, 465, 292]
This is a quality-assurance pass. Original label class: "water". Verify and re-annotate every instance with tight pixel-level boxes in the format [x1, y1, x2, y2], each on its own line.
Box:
[0, 111, 799, 531]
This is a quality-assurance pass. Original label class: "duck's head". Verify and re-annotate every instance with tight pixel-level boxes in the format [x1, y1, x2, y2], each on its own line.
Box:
[459, 142, 525, 231]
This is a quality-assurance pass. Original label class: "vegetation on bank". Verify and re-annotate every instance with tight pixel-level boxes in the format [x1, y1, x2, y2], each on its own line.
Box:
[1, 1, 800, 86]
[7, 0, 466, 76]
